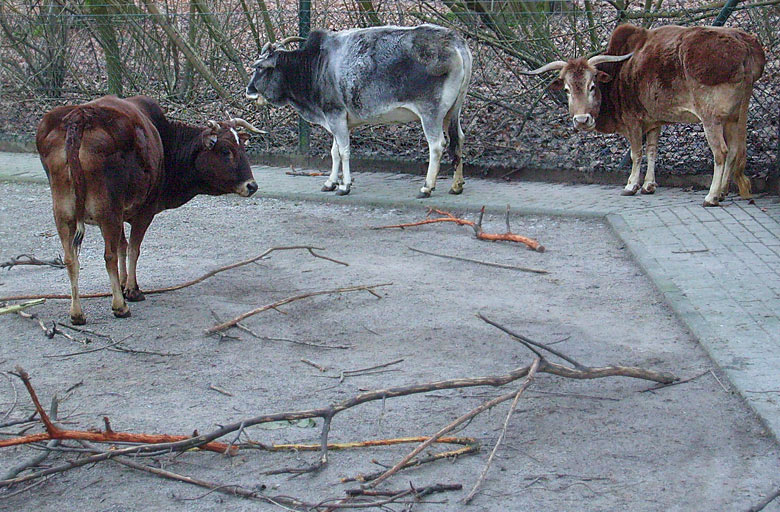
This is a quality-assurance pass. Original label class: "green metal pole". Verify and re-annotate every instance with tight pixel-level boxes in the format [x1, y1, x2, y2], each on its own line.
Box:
[297, 0, 311, 153]
[712, 0, 740, 26]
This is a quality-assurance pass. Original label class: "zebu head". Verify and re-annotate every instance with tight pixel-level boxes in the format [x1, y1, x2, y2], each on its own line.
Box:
[523, 53, 632, 131]
[246, 37, 306, 107]
[194, 119, 263, 197]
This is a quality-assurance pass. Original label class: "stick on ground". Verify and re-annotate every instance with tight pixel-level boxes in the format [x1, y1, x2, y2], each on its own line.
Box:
[0, 245, 347, 302]
[207, 283, 391, 334]
[374, 207, 545, 252]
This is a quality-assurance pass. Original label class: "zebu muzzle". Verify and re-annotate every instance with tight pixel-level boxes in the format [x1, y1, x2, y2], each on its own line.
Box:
[236, 179, 259, 197]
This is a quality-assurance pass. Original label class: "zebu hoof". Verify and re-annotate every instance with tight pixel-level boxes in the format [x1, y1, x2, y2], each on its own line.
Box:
[335, 187, 351, 196]
[124, 287, 146, 302]
[417, 189, 432, 199]
[113, 307, 131, 319]
[641, 183, 656, 195]
[621, 185, 640, 196]
[70, 314, 86, 326]
[703, 200, 720, 207]
[321, 182, 338, 192]
[448, 186, 464, 195]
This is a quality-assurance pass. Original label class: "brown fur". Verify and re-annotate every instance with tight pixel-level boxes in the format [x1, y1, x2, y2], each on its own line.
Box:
[37, 95, 257, 324]
[551, 24, 766, 204]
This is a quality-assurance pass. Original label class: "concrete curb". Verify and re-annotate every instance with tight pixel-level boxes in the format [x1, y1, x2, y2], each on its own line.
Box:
[607, 213, 779, 443]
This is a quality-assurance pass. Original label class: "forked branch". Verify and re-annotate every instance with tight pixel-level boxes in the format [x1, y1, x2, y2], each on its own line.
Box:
[373, 206, 545, 252]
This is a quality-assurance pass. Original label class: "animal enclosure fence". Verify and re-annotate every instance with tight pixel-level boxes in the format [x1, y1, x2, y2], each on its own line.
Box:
[0, 0, 778, 182]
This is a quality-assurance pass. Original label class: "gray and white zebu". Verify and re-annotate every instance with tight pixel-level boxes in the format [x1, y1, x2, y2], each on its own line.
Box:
[245, 25, 472, 197]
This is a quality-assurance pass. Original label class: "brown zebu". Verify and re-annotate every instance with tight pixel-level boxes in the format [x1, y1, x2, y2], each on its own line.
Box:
[36, 95, 261, 324]
[524, 24, 765, 206]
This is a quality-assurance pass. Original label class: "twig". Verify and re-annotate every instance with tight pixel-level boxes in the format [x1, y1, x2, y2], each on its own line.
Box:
[302, 359, 327, 372]
[0, 368, 234, 454]
[374, 207, 545, 252]
[286, 170, 325, 176]
[749, 486, 780, 512]
[0, 245, 345, 302]
[671, 249, 710, 254]
[709, 370, 730, 393]
[208, 384, 234, 397]
[1, 349, 676, 489]
[0, 373, 18, 423]
[307, 248, 349, 266]
[368, 388, 523, 488]
[640, 369, 710, 393]
[477, 313, 585, 369]
[463, 358, 541, 503]
[343, 359, 404, 377]
[0, 299, 45, 316]
[207, 283, 392, 334]
[16, 310, 82, 343]
[341, 442, 478, 483]
[408, 246, 548, 274]
[236, 323, 351, 349]
[0, 254, 65, 270]
[43, 337, 130, 359]
[1, 396, 60, 481]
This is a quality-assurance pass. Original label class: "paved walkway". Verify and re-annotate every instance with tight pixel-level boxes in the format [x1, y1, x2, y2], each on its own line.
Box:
[2, 153, 779, 443]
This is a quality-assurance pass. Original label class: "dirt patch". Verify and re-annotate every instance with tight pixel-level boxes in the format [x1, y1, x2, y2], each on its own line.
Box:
[0, 181, 778, 511]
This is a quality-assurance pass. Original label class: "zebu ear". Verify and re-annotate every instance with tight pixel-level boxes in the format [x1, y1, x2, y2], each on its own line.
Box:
[549, 78, 564, 91]
[595, 71, 612, 83]
[252, 53, 277, 69]
[203, 120, 219, 150]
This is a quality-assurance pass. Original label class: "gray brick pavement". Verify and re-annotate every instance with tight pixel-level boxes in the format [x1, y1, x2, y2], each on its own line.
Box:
[1, 152, 779, 443]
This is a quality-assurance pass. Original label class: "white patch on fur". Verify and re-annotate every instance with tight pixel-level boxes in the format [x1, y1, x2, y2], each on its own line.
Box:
[230, 128, 240, 144]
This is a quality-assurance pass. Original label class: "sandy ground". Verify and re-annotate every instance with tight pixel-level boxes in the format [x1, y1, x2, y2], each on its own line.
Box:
[0, 180, 778, 511]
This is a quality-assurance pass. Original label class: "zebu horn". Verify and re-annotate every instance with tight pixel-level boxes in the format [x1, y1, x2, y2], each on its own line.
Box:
[260, 41, 272, 56]
[228, 118, 267, 134]
[276, 36, 306, 48]
[587, 53, 633, 66]
[520, 60, 567, 75]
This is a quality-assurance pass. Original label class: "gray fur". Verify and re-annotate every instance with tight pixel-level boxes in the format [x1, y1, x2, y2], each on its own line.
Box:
[246, 24, 472, 196]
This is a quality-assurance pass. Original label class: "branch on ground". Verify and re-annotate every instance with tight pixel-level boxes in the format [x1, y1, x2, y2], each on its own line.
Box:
[0, 245, 348, 302]
[374, 206, 545, 252]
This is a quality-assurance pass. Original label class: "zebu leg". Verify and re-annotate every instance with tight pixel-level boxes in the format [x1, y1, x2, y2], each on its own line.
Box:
[448, 115, 466, 195]
[100, 221, 130, 318]
[330, 121, 352, 196]
[622, 128, 643, 196]
[322, 138, 340, 192]
[418, 115, 446, 199]
[702, 120, 728, 207]
[118, 226, 128, 288]
[124, 213, 153, 302]
[641, 127, 660, 194]
[54, 209, 85, 325]
[722, 100, 751, 201]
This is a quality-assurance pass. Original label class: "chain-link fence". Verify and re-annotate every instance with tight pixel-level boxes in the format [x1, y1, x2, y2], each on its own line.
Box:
[1, 1, 778, 182]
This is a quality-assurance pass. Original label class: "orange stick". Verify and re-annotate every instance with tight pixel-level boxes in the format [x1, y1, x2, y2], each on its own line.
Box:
[4, 367, 235, 454]
[374, 207, 545, 252]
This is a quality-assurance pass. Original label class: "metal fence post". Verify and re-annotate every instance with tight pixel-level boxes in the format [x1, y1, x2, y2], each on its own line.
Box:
[712, 0, 740, 26]
[297, 0, 311, 153]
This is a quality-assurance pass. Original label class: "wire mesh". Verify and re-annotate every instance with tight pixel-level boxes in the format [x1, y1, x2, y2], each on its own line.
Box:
[0, 1, 777, 178]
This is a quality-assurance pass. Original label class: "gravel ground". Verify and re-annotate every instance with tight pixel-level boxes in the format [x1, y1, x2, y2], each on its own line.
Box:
[0, 181, 778, 511]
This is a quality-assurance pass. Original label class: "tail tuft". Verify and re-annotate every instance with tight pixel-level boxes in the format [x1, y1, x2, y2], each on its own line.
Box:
[63, 109, 88, 250]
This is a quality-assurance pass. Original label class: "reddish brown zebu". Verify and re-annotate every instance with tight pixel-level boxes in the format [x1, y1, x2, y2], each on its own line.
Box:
[524, 24, 765, 206]
[37, 95, 261, 324]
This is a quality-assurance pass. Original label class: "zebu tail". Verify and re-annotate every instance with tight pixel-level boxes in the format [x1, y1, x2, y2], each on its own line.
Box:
[63, 108, 88, 251]
[447, 43, 472, 173]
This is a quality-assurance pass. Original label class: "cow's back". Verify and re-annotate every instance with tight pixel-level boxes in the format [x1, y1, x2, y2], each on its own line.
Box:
[328, 25, 469, 118]
[37, 95, 165, 221]
[600, 25, 764, 126]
